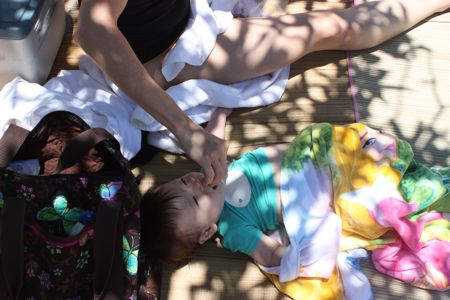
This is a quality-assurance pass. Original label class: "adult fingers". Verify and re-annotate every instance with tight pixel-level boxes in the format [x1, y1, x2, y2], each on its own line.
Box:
[201, 154, 226, 186]
[201, 161, 215, 187]
[208, 156, 227, 187]
[178, 125, 228, 186]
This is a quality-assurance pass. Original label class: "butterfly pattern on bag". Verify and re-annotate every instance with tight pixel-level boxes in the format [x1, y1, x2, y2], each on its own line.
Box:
[123, 235, 139, 276]
[99, 181, 123, 201]
[36, 195, 87, 236]
[34, 181, 140, 273]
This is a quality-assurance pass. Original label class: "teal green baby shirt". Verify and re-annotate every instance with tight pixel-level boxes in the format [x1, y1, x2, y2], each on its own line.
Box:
[217, 148, 279, 256]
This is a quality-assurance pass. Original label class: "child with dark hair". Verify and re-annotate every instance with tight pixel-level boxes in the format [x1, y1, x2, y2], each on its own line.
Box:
[141, 109, 449, 298]
[141, 108, 232, 265]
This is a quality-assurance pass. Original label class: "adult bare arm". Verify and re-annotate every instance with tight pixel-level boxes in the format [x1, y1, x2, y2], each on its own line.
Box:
[76, 0, 227, 186]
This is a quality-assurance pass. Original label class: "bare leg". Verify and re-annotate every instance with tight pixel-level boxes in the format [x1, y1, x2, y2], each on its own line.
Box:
[171, 0, 449, 85]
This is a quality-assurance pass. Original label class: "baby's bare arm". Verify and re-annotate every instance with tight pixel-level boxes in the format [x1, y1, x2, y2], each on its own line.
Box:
[205, 108, 233, 139]
[251, 234, 287, 267]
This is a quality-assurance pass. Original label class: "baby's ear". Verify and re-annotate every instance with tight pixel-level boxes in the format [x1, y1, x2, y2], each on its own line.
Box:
[198, 224, 217, 244]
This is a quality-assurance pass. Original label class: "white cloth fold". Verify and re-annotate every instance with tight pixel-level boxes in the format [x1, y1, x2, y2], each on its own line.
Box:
[259, 161, 341, 283]
[161, 0, 235, 81]
[337, 249, 373, 300]
[258, 161, 373, 300]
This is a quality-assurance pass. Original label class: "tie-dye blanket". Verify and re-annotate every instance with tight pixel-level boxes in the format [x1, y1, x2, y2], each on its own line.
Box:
[262, 123, 449, 299]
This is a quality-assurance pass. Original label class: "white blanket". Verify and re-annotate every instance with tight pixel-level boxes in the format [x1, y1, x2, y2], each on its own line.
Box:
[259, 160, 341, 282]
[258, 160, 372, 300]
[0, 0, 289, 158]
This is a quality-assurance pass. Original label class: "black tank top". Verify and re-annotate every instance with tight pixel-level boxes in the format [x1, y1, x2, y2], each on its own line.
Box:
[118, 0, 190, 63]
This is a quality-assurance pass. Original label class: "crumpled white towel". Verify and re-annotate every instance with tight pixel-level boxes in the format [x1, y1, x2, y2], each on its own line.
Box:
[143, 67, 290, 152]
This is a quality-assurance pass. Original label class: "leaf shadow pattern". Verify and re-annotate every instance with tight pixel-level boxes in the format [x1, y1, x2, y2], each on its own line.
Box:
[349, 16, 450, 167]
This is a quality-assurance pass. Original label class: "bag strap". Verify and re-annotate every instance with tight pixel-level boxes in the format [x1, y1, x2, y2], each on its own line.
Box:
[93, 199, 124, 299]
[55, 128, 116, 173]
[0, 125, 29, 168]
[0, 196, 27, 300]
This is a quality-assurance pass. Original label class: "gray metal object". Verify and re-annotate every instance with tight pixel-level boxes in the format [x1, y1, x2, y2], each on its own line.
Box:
[0, 0, 66, 87]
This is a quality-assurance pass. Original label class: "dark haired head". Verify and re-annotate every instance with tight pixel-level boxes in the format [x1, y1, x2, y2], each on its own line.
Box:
[140, 183, 199, 267]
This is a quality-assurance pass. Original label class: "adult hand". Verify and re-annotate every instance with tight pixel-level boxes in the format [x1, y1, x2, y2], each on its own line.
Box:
[177, 124, 228, 187]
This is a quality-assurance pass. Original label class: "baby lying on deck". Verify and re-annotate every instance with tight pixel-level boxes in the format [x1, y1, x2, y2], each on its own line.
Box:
[141, 108, 449, 299]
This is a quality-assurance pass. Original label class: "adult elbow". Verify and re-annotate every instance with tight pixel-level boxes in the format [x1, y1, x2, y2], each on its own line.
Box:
[76, 6, 108, 52]
[75, 14, 95, 51]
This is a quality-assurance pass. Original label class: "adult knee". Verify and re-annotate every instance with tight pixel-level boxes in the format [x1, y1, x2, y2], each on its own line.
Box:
[310, 12, 351, 51]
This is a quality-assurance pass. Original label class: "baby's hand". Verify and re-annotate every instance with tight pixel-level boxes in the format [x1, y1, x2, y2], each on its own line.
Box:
[205, 107, 233, 139]
[214, 107, 233, 117]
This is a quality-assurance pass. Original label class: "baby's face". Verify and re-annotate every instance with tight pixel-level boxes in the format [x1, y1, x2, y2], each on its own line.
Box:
[358, 127, 397, 162]
[164, 172, 226, 237]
